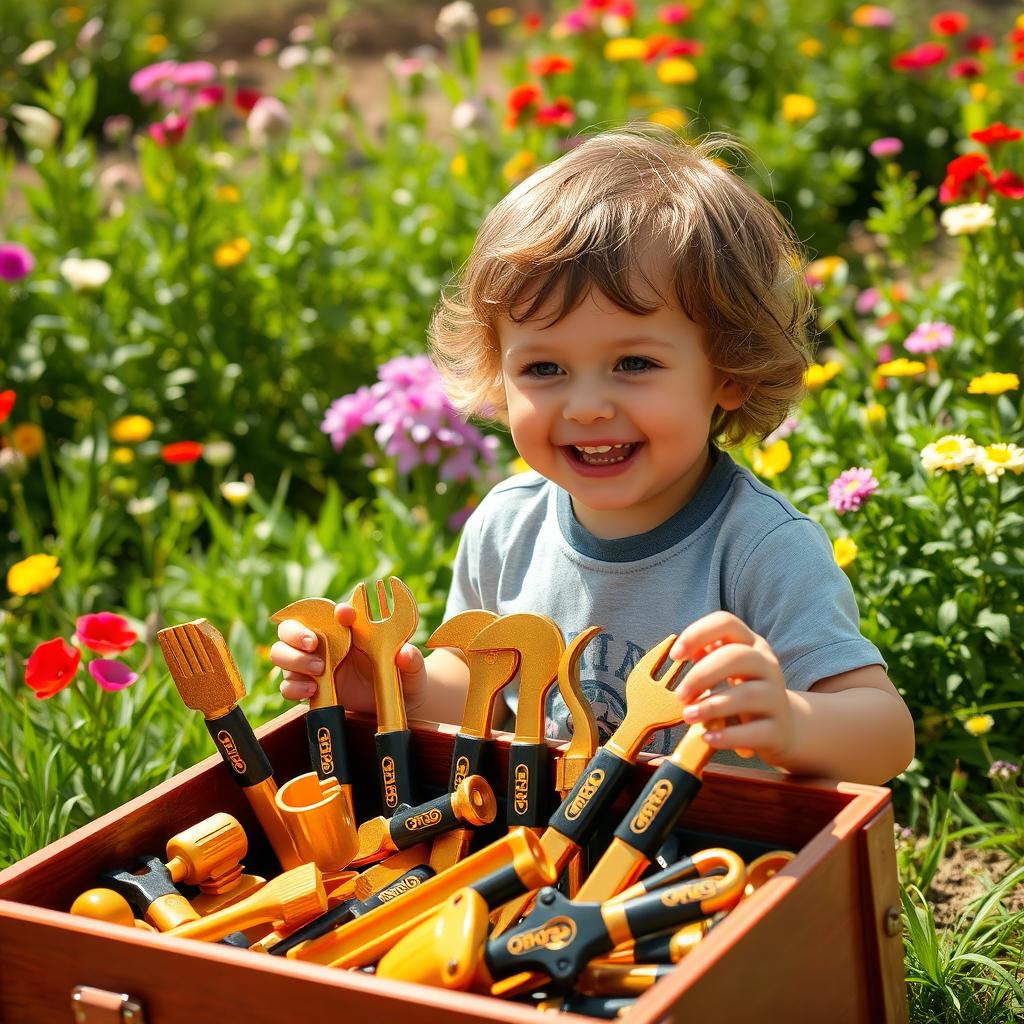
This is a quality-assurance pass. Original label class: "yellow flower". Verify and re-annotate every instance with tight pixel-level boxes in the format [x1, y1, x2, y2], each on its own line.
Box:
[213, 238, 251, 268]
[64, 6, 86, 22]
[7, 553, 61, 596]
[657, 59, 698, 85]
[969, 83, 988, 102]
[647, 108, 687, 129]
[806, 255, 846, 284]
[450, 153, 468, 177]
[146, 34, 168, 54]
[833, 536, 858, 570]
[751, 439, 792, 479]
[110, 415, 154, 444]
[963, 714, 994, 737]
[605, 38, 647, 61]
[804, 360, 842, 389]
[968, 372, 1019, 396]
[502, 150, 536, 184]
[920, 434, 977, 474]
[216, 184, 241, 203]
[864, 403, 886, 426]
[220, 474, 255, 506]
[798, 38, 823, 58]
[112, 447, 135, 465]
[12, 423, 44, 458]
[782, 94, 816, 123]
[877, 358, 926, 378]
[973, 442, 1024, 483]
[485, 7, 516, 26]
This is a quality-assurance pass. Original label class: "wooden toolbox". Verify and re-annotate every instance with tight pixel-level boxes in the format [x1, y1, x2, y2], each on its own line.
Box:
[0, 706, 908, 1023]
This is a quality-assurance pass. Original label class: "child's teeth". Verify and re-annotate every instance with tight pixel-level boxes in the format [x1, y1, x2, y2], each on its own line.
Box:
[577, 445, 613, 454]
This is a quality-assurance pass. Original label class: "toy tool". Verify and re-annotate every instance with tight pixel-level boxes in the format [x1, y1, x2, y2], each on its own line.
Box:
[468, 613, 565, 835]
[270, 597, 355, 823]
[289, 827, 556, 968]
[351, 844, 431, 901]
[169, 863, 326, 942]
[578, 961, 675, 996]
[426, 611, 518, 871]
[351, 775, 496, 866]
[349, 576, 419, 813]
[546, 993, 635, 1018]
[157, 619, 303, 870]
[70, 889, 155, 931]
[598, 919, 711, 964]
[275, 772, 358, 875]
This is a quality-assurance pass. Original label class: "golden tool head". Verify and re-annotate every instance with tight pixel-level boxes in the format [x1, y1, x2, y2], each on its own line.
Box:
[468, 614, 565, 744]
[349, 576, 419, 652]
[70, 889, 137, 928]
[157, 619, 245, 720]
[275, 772, 359, 874]
[164, 812, 247, 890]
[555, 625, 603, 792]
[428, 611, 519, 738]
[606, 635, 688, 761]
[744, 850, 794, 896]
[352, 845, 431, 902]
[269, 597, 351, 709]
[452, 775, 498, 828]
[268, 862, 328, 929]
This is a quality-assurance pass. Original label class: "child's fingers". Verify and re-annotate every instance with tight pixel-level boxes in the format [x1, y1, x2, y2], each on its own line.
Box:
[681, 679, 778, 724]
[280, 673, 317, 701]
[670, 611, 758, 662]
[676, 644, 778, 704]
[269, 639, 325, 677]
[276, 618, 319, 653]
[334, 602, 356, 627]
[701, 719, 778, 754]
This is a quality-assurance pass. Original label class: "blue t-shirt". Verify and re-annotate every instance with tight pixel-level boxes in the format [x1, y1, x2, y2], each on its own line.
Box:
[444, 448, 885, 756]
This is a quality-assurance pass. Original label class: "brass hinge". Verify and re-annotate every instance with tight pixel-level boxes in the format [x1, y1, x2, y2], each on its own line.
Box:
[71, 985, 147, 1024]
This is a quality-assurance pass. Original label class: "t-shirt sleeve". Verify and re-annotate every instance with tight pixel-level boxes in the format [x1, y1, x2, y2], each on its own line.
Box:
[730, 517, 886, 692]
[443, 505, 485, 620]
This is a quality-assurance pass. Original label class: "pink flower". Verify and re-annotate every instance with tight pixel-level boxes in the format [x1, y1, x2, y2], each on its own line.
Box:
[148, 112, 189, 146]
[855, 287, 881, 314]
[876, 344, 894, 362]
[76, 612, 137, 654]
[0, 242, 35, 281]
[194, 85, 226, 109]
[904, 321, 954, 354]
[828, 468, 880, 514]
[88, 659, 139, 692]
[869, 137, 903, 158]
[658, 4, 691, 24]
[172, 61, 217, 87]
[130, 60, 179, 102]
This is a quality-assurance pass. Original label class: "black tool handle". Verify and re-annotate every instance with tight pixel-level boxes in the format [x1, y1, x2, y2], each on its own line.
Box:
[611, 761, 702, 861]
[448, 732, 490, 793]
[506, 741, 550, 829]
[205, 706, 274, 788]
[375, 728, 415, 815]
[620, 873, 720, 940]
[389, 792, 463, 849]
[348, 865, 435, 916]
[548, 747, 633, 847]
[559, 994, 637, 1019]
[306, 705, 351, 788]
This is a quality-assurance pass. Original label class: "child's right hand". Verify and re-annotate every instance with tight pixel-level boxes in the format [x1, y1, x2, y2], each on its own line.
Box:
[271, 601, 429, 714]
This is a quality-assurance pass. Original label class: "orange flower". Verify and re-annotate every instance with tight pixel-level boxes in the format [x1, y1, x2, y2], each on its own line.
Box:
[161, 441, 204, 464]
[528, 54, 574, 76]
[505, 83, 542, 129]
[0, 389, 15, 424]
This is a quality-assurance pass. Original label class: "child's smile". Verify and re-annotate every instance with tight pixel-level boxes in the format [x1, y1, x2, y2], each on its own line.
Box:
[499, 282, 743, 540]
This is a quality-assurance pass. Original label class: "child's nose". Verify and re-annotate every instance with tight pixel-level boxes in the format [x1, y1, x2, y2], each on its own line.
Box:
[562, 384, 614, 423]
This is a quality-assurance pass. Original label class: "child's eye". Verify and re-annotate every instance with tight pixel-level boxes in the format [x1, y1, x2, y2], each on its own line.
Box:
[617, 355, 656, 373]
[521, 361, 563, 377]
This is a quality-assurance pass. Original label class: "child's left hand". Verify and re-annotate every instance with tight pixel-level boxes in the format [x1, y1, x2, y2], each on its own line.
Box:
[669, 611, 800, 764]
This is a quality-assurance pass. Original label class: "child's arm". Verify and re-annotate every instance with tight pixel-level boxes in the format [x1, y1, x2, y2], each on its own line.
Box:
[671, 612, 915, 786]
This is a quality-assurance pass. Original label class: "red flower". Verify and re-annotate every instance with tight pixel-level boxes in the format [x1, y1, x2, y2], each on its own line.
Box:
[971, 122, 1024, 147]
[1012, 27, 1024, 45]
[583, 0, 610, 9]
[892, 42, 948, 70]
[528, 54, 574, 77]
[161, 440, 204, 464]
[25, 637, 80, 699]
[608, 1, 636, 16]
[535, 98, 575, 127]
[148, 113, 189, 147]
[505, 83, 542, 129]
[992, 169, 1024, 200]
[948, 58, 983, 79]
[963, 34, 993, 53]
[939, 152, 993, 203]
[195, 85, 226, 108]
[658, 3, 692, 25]
[931, 11, 968, 36]
[0, 389, 14, 424]
[522, 13, 543, 34]
[76, 612, 138, 654]
[234, 87, 263, 113]
[664, 38, 702, 57]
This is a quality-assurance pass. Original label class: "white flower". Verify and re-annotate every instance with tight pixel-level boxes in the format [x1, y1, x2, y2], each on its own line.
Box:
[941, 203, 995, 236]
[220, 474, 255, 506]
[973, 442, 1024, 483]
[127, 495, 159, 518]
[18, 40, 56, 65]
[289, 24, 315, 44]
[451, 98, 490, 132]
[435, 1, 479, 42]
[247, 97, 291, 146]
[920, 434, 978, 474]
[202, 440, 236, 467]
[277, 44, 310, 71]
[10, 104, 61, 149]
[59, 257, 112, 291]
[77, 17, 104, 48]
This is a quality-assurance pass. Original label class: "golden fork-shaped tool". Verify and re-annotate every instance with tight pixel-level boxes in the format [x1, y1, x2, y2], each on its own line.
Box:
[270, 598, 355, 824]
[349, 576, 419, 814]
[426, 611, 519, 872]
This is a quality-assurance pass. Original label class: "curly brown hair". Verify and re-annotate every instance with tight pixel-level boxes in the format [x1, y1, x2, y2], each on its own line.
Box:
[428, 125, 814, 447]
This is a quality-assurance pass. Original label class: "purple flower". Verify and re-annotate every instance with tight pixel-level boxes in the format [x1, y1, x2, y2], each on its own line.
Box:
[828, 467, 880, 514]
[904, 321, 954, 354]
[988, 760, 1020, 783]
[0, 242, 35, 281]
[321, 386, 379, 450]
[869, 137, 903, 158]
[855, 288, 881, 315]
[88, 659, 139, 691]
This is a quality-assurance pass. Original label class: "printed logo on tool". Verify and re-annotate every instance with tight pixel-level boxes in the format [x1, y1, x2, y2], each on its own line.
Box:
[316, 727, 334, 775]
[564, 768, 606, 820]
[216, 730, 247, 774]
[453, 755, 471, 787]
[629, 779, 673, 833]
[660, 878, 718, 908]
[377, 876, 424, 902]
[404, 808, 444, 831]
[513, 763, 530, 815]
[507, 916, 577, 955]
[381, 756, 398, 807]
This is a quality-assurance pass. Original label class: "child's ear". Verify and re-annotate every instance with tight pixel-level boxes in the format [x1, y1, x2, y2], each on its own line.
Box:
[716, 376, 747, 411]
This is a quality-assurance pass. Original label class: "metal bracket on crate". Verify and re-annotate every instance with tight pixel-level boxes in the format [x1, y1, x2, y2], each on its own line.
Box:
[71, 985, 147, 1024]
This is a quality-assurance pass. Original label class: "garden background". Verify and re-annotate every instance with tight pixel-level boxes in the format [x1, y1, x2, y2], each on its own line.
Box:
[1, 0, 1022, 1019]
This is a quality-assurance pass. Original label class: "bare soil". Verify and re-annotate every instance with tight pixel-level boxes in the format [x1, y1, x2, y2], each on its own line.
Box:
[925, 842, 1023, 928]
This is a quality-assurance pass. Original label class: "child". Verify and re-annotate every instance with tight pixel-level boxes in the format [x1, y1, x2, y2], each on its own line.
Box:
[272, 128, 914, 786]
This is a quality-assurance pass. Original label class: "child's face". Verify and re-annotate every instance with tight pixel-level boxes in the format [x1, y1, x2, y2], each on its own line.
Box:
[498, 283, 742, 539]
